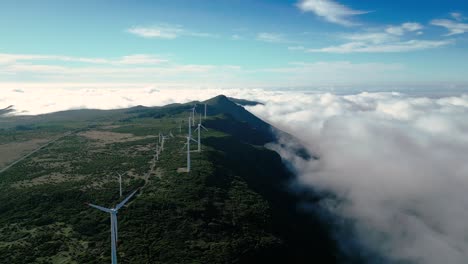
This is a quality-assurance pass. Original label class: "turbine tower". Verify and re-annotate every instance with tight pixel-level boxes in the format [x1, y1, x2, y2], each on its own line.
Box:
[155, 144, 160, 161]
[194, 113, 208, 152]
[182, 116, 197, 172]
[88, 189, 139, 264]
[204, 103, 207, 119]
[191, 105, 197, 126]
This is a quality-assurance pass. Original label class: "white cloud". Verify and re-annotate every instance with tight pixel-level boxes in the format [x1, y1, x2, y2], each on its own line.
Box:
[343, 32, 396, 44]
[245, 91, 468, 264]
[117, 54, 168, 65]
[296, 0, 369, 26]
[0, 53, 167, 66]
[431, 19, 468, 36]
[308, 39, 453, 53]
[127, 24, 217, 39]
[308, 22, 450, 53]
[451, 12, 464, 21]
[127, 24, 182, 39]
[256, 32, 291, 43]
[0, 53, 108, 65]
[231, 34, 242, 40]
[386, 22, 423, 36]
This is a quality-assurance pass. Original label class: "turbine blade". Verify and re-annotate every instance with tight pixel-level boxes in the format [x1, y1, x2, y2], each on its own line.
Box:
[190, 138, 198, 143]
[181, 143, 188, 150]
[200, 125, 208, 131]
[115, 189, 139, 210]
[88, 203, 113, 213]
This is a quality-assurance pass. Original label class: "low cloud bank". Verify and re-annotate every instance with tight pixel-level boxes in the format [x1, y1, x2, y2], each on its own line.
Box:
[247, 92, 468, 264]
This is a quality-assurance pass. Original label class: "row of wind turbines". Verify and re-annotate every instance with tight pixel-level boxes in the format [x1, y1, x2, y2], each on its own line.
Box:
[183, 104, 208, 172]
[88, 103, 209, 264]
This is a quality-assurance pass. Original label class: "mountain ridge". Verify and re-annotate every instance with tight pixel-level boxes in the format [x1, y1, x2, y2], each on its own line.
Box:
[0, 95, 343, 263]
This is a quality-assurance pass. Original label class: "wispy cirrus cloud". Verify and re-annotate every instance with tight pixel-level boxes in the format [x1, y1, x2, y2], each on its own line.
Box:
[450, 12, 464, 22]
[386, 22, 423, 36]
[296, 0, 369, 26]
[127, 24, 217, 39]
[256, 32, 293, 43]
[307, 22, 452, 53]
[431, 18, 468, 36]
[0, 53, 167, 65]
[309, 39, 453, 53]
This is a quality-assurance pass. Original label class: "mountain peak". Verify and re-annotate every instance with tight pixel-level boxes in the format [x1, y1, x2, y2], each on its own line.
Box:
[205, 94, 231, 106]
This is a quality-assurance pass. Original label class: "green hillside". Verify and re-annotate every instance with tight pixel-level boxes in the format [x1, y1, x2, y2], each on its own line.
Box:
[0, 96, 340, 263]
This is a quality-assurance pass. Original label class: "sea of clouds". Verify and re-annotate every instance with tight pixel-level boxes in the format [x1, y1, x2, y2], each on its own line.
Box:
[2, 87, 468, 263]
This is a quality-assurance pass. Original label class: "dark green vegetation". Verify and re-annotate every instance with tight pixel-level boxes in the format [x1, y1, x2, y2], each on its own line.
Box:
[0, 95, 341, 263]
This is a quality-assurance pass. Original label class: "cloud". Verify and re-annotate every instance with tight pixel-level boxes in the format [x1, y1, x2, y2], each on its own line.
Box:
[245, 91, 468, 264]
[308, 22, 451, 53]
[386, 22, 423, 36]
[431, 19, 468, 36]
[296, 0, 369, 26]
[0, 53, 167, 66]
[117, 55, 168, 65]
[308, 39, 453, 53]
[127, 24, 182, 39]
[256, 32, 292, 43]
[231, 34, 242, 40]
[451, 12, 464, 21]
[127, 24, 217, 39]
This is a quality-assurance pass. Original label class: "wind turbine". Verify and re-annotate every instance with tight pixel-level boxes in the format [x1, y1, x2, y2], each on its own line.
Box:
[116, 172, 124, 197]
[182, 116, 197, 172]
[155, 144, 160, 161]
[88, 189, 139, 264]
[161, 134, 170, 151]
[204, 103, 207, 119]
[190, 105, 197, 126]
[194, 113, 208, 152]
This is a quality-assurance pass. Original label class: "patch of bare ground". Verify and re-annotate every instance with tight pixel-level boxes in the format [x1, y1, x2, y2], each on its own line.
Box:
[78, 130, 156, 145]
[11, 173, 85, 188]
[177, 168, 189, 173]
[100, 125, 122, 130]
[0, 139, 50, 167]
[154, 167, 163, 179]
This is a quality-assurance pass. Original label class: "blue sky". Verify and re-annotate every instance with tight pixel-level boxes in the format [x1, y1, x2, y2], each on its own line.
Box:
[1, 0, 468, 90]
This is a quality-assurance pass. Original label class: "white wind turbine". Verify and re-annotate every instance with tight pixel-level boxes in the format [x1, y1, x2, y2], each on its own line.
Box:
[190, 105, 197, 126]
[194, 113, 208, 152]
[161, 134, 170, 151]
[88, 189, 139, 264]
[155, 144, 160, 161]
[182, 116, 197, 172]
